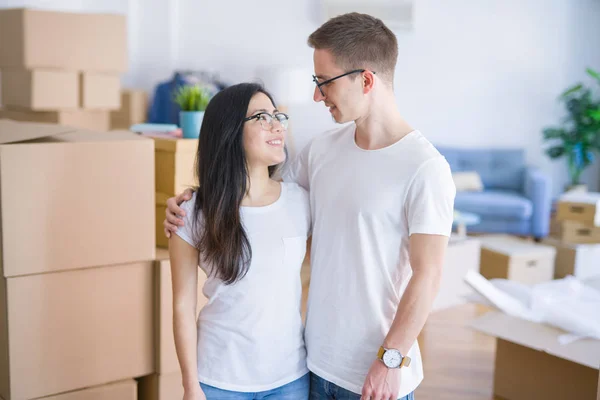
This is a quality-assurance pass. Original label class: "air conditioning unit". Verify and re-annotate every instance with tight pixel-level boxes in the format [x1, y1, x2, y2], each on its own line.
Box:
[321, 0, 414, 31]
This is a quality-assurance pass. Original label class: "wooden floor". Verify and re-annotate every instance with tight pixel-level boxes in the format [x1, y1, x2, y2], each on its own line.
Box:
[416, 304, 498, 400]
[301, 257, 499, 400]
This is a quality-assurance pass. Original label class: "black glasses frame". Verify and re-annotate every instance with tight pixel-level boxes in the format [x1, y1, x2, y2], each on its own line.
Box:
[312, 69, 376, 96]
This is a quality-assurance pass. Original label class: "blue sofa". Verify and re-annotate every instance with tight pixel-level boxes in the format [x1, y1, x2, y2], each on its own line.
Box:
[436, 147, 552, 239]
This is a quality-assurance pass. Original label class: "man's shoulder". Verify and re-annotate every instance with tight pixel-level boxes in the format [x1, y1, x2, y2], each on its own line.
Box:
[399, 131, 447, 168]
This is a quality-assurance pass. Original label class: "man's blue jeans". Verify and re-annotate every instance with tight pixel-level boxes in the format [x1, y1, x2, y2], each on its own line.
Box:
[309, 373, 415, 400]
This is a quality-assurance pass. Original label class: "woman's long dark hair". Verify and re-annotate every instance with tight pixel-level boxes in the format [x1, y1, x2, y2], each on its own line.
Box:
[192, 83, 283, 285]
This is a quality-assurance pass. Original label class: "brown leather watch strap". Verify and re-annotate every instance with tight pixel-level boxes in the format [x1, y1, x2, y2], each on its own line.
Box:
[377, 346, 386, 360]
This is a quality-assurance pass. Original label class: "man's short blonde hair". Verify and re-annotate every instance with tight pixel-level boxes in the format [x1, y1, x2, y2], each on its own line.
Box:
[308, 13, 398, 85]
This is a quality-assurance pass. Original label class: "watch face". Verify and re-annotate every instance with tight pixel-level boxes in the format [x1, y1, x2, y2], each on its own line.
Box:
[382, 349, 403, 368]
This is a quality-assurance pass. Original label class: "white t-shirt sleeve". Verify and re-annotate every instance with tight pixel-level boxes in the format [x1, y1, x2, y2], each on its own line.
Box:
[174, 196, 199, 247]
[282, 142, 310, 190]
[405, 156, 456, 237]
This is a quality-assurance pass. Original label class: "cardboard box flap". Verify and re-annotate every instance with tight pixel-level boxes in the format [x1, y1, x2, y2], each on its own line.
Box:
[55, 130, 151, 143]
[0, 119, 76, 144]
[153, 137, 198, 153]
[470, 311, 600, 369]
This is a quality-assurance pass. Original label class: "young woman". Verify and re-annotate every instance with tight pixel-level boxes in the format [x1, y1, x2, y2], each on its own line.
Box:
[169, 83, 311, 400]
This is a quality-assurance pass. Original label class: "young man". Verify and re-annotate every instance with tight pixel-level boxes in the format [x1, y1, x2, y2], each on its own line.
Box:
[164, 13, 455, 400]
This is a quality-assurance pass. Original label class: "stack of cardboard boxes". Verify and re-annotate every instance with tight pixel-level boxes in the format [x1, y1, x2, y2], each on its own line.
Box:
[0, 123, 207, 400]
[543, 191, 600, 281]
[0, 120, 156, 400]
[0, 9, 211, 400]
[0, 8, 126, 131]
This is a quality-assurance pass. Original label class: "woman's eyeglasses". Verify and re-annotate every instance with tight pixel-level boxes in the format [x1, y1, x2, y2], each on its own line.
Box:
[244, 112, 289, 130]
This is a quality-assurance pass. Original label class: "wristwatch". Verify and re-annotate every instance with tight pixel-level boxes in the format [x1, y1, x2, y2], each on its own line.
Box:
[377, 346, 411, 369]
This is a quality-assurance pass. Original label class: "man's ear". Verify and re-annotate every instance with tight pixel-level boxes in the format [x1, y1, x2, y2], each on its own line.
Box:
[363, 70, 376, 94]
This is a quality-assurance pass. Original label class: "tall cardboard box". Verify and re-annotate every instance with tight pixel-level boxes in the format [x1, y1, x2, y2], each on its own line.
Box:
[154, 137, 198, 197]
[0, 120, 155, 276]
[1, 69, 78, 110]
[556, 192, 600, 226]
[111, 89, 148, 129]
[138, 373, 183, 400]
[470, 311, 600, 400]
[155, 249, 208, 374]
[0, 108, 110, 131]
[80, 72, 121, 110]
[542, 237, 600, 280]
[42, 380, 137, 400]
[479, 235, 556, 284]
[0, 9, 127, 72]
[0, 262, 154, 400]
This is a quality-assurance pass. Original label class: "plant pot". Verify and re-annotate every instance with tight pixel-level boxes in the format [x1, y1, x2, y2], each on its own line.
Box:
[180, 111, 204, 139]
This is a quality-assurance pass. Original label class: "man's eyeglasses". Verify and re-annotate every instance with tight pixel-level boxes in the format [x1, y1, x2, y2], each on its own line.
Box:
[312, 69, 376, 97]
[243, 112, 289, 131]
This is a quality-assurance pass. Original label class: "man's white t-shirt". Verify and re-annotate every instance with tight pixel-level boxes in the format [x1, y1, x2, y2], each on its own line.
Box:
[283, 123, 456, 397]
[174, 182, 311, 392]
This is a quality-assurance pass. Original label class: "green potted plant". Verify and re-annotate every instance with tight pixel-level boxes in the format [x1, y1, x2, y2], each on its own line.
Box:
[173, 84, 211, 139]
[543, 68, 600, 191]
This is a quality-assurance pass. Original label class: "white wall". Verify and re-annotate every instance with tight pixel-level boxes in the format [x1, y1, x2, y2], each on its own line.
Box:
[1, 0, 599, 194]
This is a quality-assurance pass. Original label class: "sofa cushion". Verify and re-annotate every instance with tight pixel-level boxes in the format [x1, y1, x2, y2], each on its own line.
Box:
[453, 171, 484, 192]
[455, 190, 532, 220]
[437, 148, 525, 191]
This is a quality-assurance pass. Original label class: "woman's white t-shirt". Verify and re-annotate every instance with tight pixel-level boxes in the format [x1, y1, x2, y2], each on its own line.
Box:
[174, 182, 311, 392]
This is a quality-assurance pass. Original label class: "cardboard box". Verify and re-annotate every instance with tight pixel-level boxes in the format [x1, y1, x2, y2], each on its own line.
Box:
[154, 137, 198, 197]
[479, 235, 556, 284]
[138, 373, 183, 400]
[80, 72, 121, 110]
[156, 193, 169, 249]
[0, 9, 127, 72]
[470, 311, 600, 400]
[111, 89, 148, 129]
[1, 69, 78, 110]
[551, 218, 600, 244]
[0, 262, 154, 400]
[433, 236, 480, 311]
[556, 192, 600, 226]
[542, 237, 600, 280]
[155, 249, 208, 374]
[0, 120, 155, 277]
[41, 380, 137, 400]
[0, 108, 110, 131]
